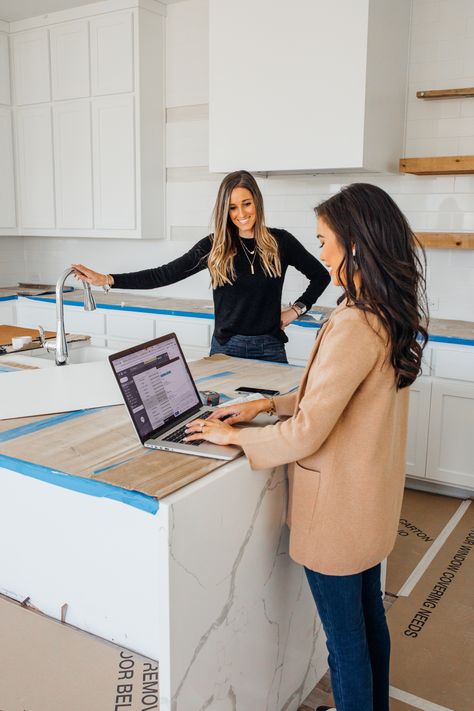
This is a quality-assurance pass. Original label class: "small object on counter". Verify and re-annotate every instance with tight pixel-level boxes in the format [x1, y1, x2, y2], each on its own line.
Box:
[235, 385, 280, 396]
[11, 336, 32, 350]
[199, 390, 220, 406]
[0, 345, 7, 355]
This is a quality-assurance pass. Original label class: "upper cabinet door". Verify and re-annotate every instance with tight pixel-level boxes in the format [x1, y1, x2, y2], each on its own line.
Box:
[209, 0, 410, 173]
[50, 20, 90, 101]
[11, 28, 50, 105]
[0, 108, 16, 228]
[0, 33, 11, 105]
[90, 11, 134, 96]
[16, 105, 55, 228]
[53, 100, 93, 229]
[92, 94, 136, 229]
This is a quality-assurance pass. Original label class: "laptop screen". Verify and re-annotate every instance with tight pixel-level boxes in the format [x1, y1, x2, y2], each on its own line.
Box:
[109, 333, 201, 443]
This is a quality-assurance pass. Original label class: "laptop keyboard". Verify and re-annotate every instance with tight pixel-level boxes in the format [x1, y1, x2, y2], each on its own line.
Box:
[163, 411, 213, 447]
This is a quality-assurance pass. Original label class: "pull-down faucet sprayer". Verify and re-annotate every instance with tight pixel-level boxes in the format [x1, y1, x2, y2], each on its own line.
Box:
[38, 267, 96, 365]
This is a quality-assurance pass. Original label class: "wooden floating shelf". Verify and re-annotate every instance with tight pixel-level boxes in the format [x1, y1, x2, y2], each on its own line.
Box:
[400, 155, 474, 175]
[416, 87, 474, 100]
[416, 233, 474, 250]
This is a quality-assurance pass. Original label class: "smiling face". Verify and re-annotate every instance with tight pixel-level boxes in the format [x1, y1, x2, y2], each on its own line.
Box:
[228, 187, 257, 237]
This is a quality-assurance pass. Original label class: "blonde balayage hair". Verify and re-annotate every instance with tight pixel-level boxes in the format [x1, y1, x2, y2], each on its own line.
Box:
[208, 171, 282, 288]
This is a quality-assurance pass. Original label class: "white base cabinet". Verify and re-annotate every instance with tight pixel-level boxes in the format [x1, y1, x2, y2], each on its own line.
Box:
[426, 380, 474, 490]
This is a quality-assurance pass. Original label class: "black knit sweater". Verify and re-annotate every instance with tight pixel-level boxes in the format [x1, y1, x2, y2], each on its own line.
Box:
[111, 228, 330, 344]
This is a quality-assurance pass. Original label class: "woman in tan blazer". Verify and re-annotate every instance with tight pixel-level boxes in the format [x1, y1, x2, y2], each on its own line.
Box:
[185, 183, 428, 711]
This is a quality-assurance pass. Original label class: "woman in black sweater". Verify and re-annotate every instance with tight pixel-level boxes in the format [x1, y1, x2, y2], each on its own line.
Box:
[73, 170, 330, 363]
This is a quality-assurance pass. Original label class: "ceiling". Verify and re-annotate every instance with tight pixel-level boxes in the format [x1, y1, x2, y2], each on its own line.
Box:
[0, 0, 179, 23]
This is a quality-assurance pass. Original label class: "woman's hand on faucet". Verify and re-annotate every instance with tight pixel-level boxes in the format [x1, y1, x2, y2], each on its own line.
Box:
[71, 264, 111, 287]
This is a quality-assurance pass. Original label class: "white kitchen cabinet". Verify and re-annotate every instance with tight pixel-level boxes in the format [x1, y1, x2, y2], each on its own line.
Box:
[50, 20, 90, 101]
[15, 106, 55, 228]
[286, 327, 317, 366]
[0, 32, 11, 105]
[0, 108, 16, 229]
[53, 100, 93, 229]
[0, 300, 15, 324]
[106, 310, 155, 341]
[426, 379, 474, 490]
[406, 379, 432, 479]
[11, 28, 50, 106]
[209, 0, 410, 173]
[92, 94, 136, 229]
[7, 2, 165, 238]
[90, 11, 134, 96]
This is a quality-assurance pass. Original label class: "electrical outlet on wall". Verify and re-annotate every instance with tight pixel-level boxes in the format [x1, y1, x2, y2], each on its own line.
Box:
[427, 296, 439, 312]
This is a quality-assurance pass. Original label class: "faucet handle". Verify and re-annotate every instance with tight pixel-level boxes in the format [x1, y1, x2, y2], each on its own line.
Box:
[38, 325, 55, 352]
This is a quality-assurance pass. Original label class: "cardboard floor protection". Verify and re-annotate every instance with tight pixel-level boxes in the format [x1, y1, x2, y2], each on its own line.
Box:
[0, 595, 159, 711]
[386, 489, 462, 596]
[387, 503, 474, 711]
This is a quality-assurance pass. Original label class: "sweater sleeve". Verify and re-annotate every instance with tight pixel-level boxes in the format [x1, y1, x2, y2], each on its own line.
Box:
[282, 230, 331, 310]
[110, 237, 211, 290]
[238, 313, 382, 470]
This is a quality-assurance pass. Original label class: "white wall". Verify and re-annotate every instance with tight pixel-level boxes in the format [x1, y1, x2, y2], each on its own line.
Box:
[1, 0, 474, 320]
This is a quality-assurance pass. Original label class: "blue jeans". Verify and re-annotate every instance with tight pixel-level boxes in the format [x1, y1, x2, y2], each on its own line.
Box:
[210, 333, 288, 363]
[304, 563, 390, 711]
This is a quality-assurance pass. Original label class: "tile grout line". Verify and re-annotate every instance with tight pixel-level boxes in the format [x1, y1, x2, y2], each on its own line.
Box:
[397, 499, 472, 597]
[389, 685, 454, 711]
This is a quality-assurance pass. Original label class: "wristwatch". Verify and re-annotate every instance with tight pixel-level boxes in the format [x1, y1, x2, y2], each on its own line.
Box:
[291, 301, 307, 317]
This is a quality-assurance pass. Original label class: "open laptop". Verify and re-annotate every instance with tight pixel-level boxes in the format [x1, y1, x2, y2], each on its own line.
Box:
[108, 333, 242, 461]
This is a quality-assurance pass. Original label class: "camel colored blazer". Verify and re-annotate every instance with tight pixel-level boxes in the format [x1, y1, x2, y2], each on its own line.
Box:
[239, 300, 409, 576]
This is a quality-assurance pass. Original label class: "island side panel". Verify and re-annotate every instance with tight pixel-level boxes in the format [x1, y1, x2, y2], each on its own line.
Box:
[164, 458, 328, 711]
[0, 465, 171, 696]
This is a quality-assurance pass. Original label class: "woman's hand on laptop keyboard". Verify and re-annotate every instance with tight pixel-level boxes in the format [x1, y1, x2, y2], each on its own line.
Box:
[184, 417, 240, 446]
[207, 398, 270, 425]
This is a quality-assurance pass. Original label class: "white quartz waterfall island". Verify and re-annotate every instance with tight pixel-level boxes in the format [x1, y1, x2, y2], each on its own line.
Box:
[0, 355, 327, 711]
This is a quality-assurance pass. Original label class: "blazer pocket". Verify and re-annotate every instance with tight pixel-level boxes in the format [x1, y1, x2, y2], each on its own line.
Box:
[288, 462, 321, 531]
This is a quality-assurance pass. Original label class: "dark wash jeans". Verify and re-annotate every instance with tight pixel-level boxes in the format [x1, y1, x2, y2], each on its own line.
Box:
[304, 563, 390, 711]
[210, 333, 288, 363]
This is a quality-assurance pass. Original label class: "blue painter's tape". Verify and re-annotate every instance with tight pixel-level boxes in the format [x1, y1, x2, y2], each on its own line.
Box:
[194, 371, 235, 383]
[0, 408, 97, 443]
[293, 320, 321, 329]
[0, 454, 159, 514]
[24, 295, 215, 320]
[0, 366, 18, 373]
[428, 334, 474, 346]
[0, 295, 17, 302]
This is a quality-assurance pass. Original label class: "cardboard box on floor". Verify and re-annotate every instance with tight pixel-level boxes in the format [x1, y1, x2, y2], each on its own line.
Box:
[0, 596, 159, 711]
[387, 504, 474, 711]
[386, 489, 462, 596]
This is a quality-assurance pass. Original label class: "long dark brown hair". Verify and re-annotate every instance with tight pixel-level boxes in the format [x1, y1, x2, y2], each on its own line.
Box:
[315, 183, 428, 389]
[208, 170, 281, 287]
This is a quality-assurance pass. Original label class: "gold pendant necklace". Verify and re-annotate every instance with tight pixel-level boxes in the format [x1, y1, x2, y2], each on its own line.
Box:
[239, 236, 257, 274]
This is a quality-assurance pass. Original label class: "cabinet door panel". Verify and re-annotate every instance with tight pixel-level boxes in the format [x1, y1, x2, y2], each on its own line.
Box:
[285, 327, 318, 365]
[106, 311, 155, 340]
[90, 11, 134, 96]
[50, 20, 90, 100]
[427, 380, 474, 490]
[0, 32, 11, 105]
[154, 316, 211, 348]
[406, 379, 432, 479]
[92, 95, 136, 229]
[16, 106, 55, 228]
[0, 109, 16, 228]
[53, 100, 93, 229]
[11, 29, 50, 105]
[0, 301, 15, 324]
